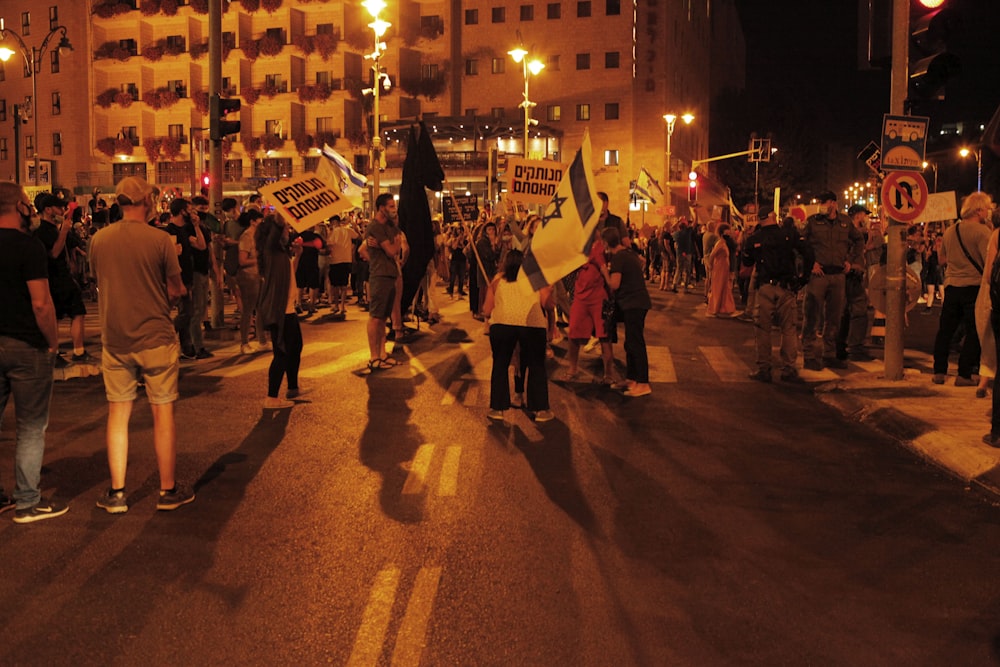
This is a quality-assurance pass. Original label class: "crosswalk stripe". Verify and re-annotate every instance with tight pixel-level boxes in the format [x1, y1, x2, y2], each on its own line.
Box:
[441, 380, 462, 405]
[646, 345, 677, 383]
[203, 341, 344, 378]
[347, 567, 401, 667]
[699, 346, 752, 383]
[438, 446, 462, 497]
[402, 444, 435, 495]
[391, 567, 443, 667]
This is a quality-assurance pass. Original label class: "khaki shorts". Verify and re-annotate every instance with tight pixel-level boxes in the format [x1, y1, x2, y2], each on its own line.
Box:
[102, 342, 180, 404]
[368, 276, 396, 320]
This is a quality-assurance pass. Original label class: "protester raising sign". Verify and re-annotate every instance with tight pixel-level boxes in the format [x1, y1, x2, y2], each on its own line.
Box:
[259, 173, 353, 232]
[506, 157, 565, 205]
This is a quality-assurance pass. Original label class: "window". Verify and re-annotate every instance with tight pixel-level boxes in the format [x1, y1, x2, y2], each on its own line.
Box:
[421, 64, 440, 82]
[421, 15, 443, 35]
[465, 59, 478, 76]
[491, 58, 505, 74]
[0, 63, 5, 82]
[119, 39, 137, 56]
[316, 23, 335, 35]
[114, 163, 148, 183]
[0, 138, 6, 161]
[168, 124, 186, 144]
[166, 80, 186, 97]
[264, 74, 287, 92]
[222, 32, 235, 51]
[605, 52, 620, 68]
[490, 107, 504, 119]
[491, 7, 506, 23]
[221, 77, 234, 95]
[0, 100, 5, 121]
[605, 102, 619, 120]
[520, 5, 534, 20]
[25, 135, 34, 156]
[316, 117, 334, 134]
[606, 0, 621, 15]
[265, 28, 285, 44]
[316, 71, 331, 86]
[547, 105, 561, 122]
[224, 159, 243, 181]
[465, 9, 478, 24]
[576, 104, 590, 121]
[50, 50, 59, 73]
[604, 149, 619, 166]
[157, 161, 192, 184]
[547, 3, 561, 19]
[51, 92, 60, 115]
[577, 1, 591, 17]
[265, 119, 283, 136]
[49, 6, 58, 30]
[464, 108, 477, 117]
[576, 53, 590, 70]
[546, 54, 560, 71]
[123, 82, 139, 98]
[21, 12, 30, 36]
[52, 132, 62, 156]
[304, 156, 320, 172]
[123, 126, 139, 146]
[166, 35, 186, 51]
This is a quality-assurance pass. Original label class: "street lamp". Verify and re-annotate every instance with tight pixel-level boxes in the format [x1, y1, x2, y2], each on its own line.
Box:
[362, 0, 391, 198]
[508, 46, 544, 158]
[921, 160, 939, 193]
[663, 113, 694, 208]
[959, 147, 982, 192]
[0, 18, 73, 187]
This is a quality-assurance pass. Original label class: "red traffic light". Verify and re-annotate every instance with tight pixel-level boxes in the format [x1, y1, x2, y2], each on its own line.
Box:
[201, 173, 211, 187]
[917, 0, 945, 8]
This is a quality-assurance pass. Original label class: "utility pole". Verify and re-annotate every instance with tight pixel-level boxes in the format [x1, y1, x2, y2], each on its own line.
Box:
[884, 0, 909, 381]
[208, 0, 223, 211]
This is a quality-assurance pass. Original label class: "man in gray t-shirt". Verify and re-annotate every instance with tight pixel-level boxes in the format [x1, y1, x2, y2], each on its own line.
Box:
[363, 194, 402, 369]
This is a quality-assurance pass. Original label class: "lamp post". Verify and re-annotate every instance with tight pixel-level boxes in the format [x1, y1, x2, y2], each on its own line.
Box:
[362, 0, 391, 199]
[959, 147, 982, 192]
[508, 46, 544, 158]
[663, 113, 694, 208]
[0, 19, 73, 187]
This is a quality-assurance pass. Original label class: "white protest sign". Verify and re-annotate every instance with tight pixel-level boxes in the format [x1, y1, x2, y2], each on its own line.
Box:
[506, 157, 564, 205]
[913, 191, 958, 224]
[259, 173, 351, 233]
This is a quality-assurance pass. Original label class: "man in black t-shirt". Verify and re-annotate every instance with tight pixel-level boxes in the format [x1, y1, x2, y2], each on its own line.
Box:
[166, 198, 207, 359]
[0, 182, 69, 523]
[32, 193, 97, 367]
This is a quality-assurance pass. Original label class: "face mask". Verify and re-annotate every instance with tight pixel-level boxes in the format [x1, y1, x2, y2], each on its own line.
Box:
[17, 204, 34, 231]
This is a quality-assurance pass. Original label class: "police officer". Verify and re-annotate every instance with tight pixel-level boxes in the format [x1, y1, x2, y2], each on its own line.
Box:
[836, 204, 875, 362]
[742, 207, 815, 382]
[801, 191, 864, 371]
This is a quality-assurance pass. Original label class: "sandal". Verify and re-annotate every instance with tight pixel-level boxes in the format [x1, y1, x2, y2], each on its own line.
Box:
[379, 356, 400, 368]
[367, 358, 394, 371]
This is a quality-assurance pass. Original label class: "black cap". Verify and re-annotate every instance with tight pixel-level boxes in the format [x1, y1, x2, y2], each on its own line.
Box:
[847, 204, 871, 216]
[817, 191, 837, 203]
[34, 193, 68, 212]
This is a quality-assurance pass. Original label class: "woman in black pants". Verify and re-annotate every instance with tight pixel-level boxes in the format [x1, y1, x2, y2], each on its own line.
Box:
[256, 214, 305, 409]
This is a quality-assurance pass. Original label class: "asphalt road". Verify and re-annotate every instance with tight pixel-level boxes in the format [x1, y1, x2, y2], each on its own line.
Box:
[2, 284, 1000, 666]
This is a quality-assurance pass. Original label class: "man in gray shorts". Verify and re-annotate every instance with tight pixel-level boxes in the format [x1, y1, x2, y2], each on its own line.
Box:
[89, 176, 196, 513]
[363, 193, 402, 370]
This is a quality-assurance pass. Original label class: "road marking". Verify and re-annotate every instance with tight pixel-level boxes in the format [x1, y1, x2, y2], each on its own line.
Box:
[402, 444, 435, 495]
[391, 567, 443, 667]
[204, 341, 344, 378]
[647, 345, 677, 383]
[441, 380, 462, 405]
[699, 346, 751, 382]
[438, 446, 461, 497]
[347, 567, 401, 667]
[409, 356, 427, 377]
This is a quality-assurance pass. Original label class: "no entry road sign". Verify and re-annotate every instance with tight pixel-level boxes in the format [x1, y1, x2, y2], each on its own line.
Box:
[881, 171, 928, 223]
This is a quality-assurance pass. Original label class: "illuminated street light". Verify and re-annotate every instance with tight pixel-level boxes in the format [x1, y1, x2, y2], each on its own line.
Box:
[921, 160, 939, 192]
[0, 18, 73, 187]
[663, 112, 694, 207]
[362, 0, 391, 197]
[508, 45, 544, 158]
[959, 147, 982, 191]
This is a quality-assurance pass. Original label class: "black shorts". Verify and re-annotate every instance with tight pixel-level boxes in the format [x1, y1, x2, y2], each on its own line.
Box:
[329, 262, 351, 287]
[51, 281, 87, 319]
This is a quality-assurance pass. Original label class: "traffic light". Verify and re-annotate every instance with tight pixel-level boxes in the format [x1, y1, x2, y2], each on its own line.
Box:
[210, 93, 241, 141]
[687, 171, 698, 203]
[909, 0, 960, 101]
[201, 172, 211, 188]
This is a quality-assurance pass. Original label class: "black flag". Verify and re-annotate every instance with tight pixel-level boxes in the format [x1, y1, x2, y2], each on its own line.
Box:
[398, 121, 444, 313]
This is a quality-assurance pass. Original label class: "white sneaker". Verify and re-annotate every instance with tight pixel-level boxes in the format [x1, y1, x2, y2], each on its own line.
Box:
[240, 343, 253, 355]
[263, 397, 295, 409]
[533, 409, 555, 423]
[487, 409, 505, 421]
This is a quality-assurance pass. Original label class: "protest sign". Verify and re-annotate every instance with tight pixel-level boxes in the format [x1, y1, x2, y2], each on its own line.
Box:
[259, 173, 351, 232]
[506, 157, 564, 205]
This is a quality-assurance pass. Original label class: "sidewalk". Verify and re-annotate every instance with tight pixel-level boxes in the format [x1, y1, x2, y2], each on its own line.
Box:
[815, 348, 1000, 498]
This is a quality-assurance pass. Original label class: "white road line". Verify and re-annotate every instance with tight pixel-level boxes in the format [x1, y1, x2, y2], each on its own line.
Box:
[464, 382, 481, 407]
[699, 346, 752, 382]
[402, 444, 435, 495]
[204, 341, 344, 378]
[346, 567, 401, 667]
[391, 567, 443, 667]
[646, 345, 677, 383]
[441, 381, 462, 405]
[438, 446, 461, 497]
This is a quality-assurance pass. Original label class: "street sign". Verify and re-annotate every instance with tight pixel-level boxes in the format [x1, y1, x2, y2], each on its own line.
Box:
[881, 171, 929, 223]
[868, 265, 923, 313]
[443, 194, 479, 225]
[881, 114, 929, 171]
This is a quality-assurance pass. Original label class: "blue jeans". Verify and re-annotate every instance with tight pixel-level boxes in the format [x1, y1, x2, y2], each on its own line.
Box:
[0, 336, 55, 509]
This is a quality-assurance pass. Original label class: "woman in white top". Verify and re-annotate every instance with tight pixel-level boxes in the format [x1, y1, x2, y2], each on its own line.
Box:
[482, 250, 554, 422]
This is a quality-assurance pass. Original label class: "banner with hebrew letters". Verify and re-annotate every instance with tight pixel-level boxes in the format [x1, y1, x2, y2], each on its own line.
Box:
[506, 157, 565, 205]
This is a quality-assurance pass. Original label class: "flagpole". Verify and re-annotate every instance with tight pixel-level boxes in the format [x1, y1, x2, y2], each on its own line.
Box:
[445, 180, 490, 284]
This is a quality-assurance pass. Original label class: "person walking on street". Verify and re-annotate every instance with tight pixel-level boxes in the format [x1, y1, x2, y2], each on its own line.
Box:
[89, 177, 195, 513]
[742, 207, 815, 382]
[0, 182, 69, 523]
[603, 227, 652, 397]
[934, 191, 993, 386]
[801, 191, 864, 371]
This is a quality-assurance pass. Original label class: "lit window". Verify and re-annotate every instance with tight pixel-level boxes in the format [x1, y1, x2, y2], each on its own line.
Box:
[547, 105, 561, 122]
[465, 59, 479, 76]
[576, 104, 590, 121]
[604, 150, 619, 166]
[492, 58, 505, 74]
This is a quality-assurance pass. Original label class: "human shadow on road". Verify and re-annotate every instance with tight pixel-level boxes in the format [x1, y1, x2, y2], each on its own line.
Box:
[0, 408, 292, 665]
[358, 375, 427, 524]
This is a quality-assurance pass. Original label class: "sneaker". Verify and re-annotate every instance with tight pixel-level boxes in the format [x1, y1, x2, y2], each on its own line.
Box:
[931, 373, 946, 385]
[533, 409, 555, 422]
[156, 484, 195, 511]
[487, 409, 505, 421]
[263, 397, 295, 409]
[71, 351, 99, 364]
[623, 385, 652, 398]
[0, 493, 14, 515]
[53, 354, 73, 369]
[96, 488, 128, 514]
[179, 350, 197, 361]
[955, 376, 976, 387]
[195, 348, 214, 359]
[803, 359, 824, 372]
[240, 343, 253, 355]
[13, 498, 69, 524]
[748, 368, 772, 383]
